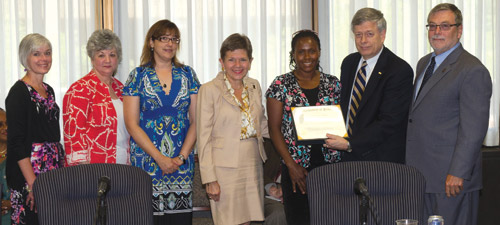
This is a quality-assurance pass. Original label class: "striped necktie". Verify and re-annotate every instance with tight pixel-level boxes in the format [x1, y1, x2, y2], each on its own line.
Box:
[348, 61, 367, 136]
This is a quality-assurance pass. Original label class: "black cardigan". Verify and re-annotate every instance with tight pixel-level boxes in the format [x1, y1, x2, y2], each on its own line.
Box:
[5, 80, 61, 190]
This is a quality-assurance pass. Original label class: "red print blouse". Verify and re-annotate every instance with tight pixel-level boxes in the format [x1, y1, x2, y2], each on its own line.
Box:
[63, 70, 127, 165]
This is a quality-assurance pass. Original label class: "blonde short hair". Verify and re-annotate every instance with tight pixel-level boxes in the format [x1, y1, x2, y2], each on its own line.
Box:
[19, 33, 52, 70]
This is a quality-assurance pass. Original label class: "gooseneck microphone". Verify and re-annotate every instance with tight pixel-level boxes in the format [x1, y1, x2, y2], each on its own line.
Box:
[94, 176, 111, 225]
[354, 177, 369, 197]
[97, 176, 111, 197]
[353, 177, 380, 225]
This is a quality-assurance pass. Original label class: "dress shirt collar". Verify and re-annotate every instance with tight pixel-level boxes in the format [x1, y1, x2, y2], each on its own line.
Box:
[357, 46, 384, 82]
[432, 42, 461, 73]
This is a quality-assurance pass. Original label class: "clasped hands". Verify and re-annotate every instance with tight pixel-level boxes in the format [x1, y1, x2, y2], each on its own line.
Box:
[158, 155, 184, 175]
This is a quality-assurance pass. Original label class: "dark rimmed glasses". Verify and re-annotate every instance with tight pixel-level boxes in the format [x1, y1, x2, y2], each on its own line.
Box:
[154, 36, 180, 44]
[426, 23, 460, 31]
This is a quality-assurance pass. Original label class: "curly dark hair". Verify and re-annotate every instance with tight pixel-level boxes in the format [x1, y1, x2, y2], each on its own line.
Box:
[289, 30, 321, 71]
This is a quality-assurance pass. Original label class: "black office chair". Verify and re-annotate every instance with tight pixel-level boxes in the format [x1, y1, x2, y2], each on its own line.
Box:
[307, 161, 425, 225]
[33, 163, 153, 225]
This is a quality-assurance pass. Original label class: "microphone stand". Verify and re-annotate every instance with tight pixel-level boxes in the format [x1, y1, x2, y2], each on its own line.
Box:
[354, 177, 381, 225]
[93, 194, 108, 225]
[359, 195, 368, 225]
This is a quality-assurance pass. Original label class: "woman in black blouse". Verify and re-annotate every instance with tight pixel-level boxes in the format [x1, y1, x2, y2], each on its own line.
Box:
[5, 33, 64, 225]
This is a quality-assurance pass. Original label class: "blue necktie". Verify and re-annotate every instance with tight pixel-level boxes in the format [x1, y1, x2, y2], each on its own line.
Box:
[348, 61, 367, 136]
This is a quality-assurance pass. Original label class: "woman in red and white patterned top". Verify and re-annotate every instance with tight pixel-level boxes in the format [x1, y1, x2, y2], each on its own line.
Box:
[63, 29, 130, 166]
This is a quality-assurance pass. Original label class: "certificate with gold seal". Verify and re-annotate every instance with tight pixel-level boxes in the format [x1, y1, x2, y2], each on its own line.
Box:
[291, 105, 347, 144]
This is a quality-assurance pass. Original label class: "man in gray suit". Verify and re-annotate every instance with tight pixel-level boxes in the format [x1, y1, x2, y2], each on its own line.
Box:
[406, 3, 492, 225]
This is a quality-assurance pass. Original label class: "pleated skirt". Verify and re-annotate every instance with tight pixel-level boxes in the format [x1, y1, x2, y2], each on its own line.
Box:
[210, 138, 264, 225]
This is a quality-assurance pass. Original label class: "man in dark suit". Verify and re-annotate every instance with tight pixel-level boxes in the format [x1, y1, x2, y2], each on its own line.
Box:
[406, 3, 492, 225]
[325, 7, 413, 163]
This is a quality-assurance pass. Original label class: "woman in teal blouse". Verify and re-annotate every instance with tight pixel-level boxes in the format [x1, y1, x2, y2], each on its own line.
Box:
[0, 108, 11, 225]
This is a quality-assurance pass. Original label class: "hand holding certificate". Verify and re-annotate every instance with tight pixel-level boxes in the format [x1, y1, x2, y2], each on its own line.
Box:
[291, 105, 347, 145]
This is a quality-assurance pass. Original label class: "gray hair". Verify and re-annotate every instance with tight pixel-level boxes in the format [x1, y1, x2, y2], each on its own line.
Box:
[86, 29, 122, 63]
[19, 33, 52, 70]
[351, 8, 386, 33]
[427, 3, 462, 26]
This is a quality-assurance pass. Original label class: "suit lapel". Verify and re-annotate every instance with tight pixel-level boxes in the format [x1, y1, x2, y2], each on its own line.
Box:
[346, 58, 359, 92]
[356, 47, 387, 113]
[411, 54, 432, 107]
[412, 44, 464, 110]
[341, 54, 361, 117]
[214, 72, 240, 107]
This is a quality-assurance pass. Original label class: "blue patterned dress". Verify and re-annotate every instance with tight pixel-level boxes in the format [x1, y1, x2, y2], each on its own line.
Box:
[123, 64, 200, 215]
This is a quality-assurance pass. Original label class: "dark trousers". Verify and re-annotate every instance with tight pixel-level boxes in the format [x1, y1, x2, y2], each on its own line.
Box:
[424, 191, 479, 225]
[281, 151, 327, 225]
[153, 212, 192, 225]
[23, 208, 39, 225]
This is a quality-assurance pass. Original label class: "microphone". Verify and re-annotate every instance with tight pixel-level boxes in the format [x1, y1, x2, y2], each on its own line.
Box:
[97, 176, 111, 197]
[354, 177, 369, 196]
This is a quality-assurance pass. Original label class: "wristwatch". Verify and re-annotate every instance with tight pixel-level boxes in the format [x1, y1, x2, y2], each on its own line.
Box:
[346, 141, 353, 153]
[177, 154, 185, 164]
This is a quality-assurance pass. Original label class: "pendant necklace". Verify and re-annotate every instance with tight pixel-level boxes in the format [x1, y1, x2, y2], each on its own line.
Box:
[159, 80, 170, 94]
[161, 82, 168, 92]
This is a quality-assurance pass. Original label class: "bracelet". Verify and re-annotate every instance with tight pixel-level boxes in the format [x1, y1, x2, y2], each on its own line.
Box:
[25, 185, 32, 193]
[346, 141, 353, 153]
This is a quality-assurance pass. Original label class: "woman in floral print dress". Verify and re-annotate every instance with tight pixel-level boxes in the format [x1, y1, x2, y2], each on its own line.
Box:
[5, 33, 65, 225]
[265, 30, 342, 225]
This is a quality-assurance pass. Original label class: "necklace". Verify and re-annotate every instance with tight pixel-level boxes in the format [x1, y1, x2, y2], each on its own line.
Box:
[159, 80, 170, 94]
[0, 147, 6, 159]
[156, 67, 172, 94]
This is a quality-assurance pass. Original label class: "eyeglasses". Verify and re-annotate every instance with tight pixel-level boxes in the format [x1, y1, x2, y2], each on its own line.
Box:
[154, 36, 180, 44]
[354, 32, 375, 39]
[426, 23, 460, 31]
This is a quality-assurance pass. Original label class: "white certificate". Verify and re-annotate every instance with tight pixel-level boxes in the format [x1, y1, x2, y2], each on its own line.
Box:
[291, 105, 347, 144]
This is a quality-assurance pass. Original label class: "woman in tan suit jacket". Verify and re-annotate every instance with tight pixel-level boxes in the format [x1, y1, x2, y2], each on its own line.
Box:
[196, 33, 268, 225]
